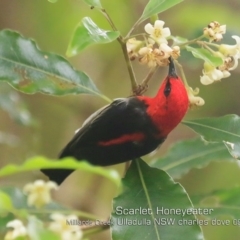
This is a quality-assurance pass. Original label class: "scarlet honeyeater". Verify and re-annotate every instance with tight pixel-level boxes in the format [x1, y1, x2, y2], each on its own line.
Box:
[42, 58, 189, 184]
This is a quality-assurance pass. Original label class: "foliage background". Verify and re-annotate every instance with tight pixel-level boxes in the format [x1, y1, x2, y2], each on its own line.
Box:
[0, 0, 240, 239]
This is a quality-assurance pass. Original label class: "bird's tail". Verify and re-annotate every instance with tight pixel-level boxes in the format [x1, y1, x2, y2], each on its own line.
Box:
[41, 140, 77, 184]
[41, 168, 74, 185]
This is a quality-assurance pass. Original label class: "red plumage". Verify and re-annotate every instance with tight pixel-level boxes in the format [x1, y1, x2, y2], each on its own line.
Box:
[42, 58, 189, 184]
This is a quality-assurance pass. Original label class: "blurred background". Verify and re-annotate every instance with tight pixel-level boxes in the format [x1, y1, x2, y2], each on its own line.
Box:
[0, 0, 240, 239]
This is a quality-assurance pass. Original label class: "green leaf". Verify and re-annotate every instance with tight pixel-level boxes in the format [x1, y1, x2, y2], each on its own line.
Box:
[191, 187, 240, 219]
[0, 30, 107, 99]
[82, 0, 102, 8]
[67, 17, 120, 57]
[0, 191, 13, 212]
[139, 0, 184, 23]
[151, 138, 234, 178]
[48, 0, 58, 3]
[183, 115, 240, 160]
[186, 46, 223, 66]
[0, 156, 121, 187]
[111, 159, 203, 240]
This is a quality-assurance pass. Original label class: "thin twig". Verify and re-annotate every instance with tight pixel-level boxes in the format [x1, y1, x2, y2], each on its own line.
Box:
[140, 66, 159, 93]
[126, 18, 141, 38]
[174, 60, 189, 87]
[100, 8, 138, 94]
[124, 33, 148, 41]
[120, 43, 138, 93]
[100, 9, 118, 32]
[178, 35, 205, 48]
[197, 40, 218, 54]
[83, 219, 110, 236]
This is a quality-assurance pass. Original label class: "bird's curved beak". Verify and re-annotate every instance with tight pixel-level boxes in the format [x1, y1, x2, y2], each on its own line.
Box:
[168, 57, 178, 78]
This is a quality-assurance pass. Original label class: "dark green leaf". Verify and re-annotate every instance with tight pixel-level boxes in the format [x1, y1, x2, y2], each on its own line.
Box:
[183, 115, 240, 160]
[151, 138, 234, 178]
[0, 30, 108, 100]
[111, 159, 203, 240]
[139, 0, 183, 23]
[67, 17, 120, 57]
[0, 156, 121, 187]
[82, 0, 102, 8]
[186, 46, 223, 66]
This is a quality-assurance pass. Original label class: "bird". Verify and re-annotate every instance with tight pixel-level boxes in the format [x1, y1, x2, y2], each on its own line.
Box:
[42, 57, 189, 185]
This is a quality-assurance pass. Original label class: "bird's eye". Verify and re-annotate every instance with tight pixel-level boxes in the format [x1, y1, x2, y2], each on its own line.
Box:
[164, 81, 171, 97]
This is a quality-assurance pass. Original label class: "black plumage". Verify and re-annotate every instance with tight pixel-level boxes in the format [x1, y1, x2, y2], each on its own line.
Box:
[41, 97, 165, 184]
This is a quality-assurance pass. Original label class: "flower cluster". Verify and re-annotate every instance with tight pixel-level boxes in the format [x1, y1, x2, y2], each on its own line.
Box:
[203, 21, 226, 42]
[5, 214, 83, 240]
[49, 213, 83, 240]
[5, 179, 83, 240]
[186, 87, 205, 107]
[23, 179, 58, 208]
[127, 20, 180, 68]
[201, 24, 240, 85]
[4, 220, 27, 240]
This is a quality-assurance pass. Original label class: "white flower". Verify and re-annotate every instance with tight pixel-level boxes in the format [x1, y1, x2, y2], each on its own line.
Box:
[219, 35, 240, 70]
[138, 45, 157, 68]
[126, 38, 143, 60]
[49, 213, 83, 240]
[5, 219, 27, 240]
[200, 62, 229, 85]
[23, 180, 58, 208]
[144, 20, 171, 45]
[220, 35, 240, 56]
[203, 21, 226, 42]
[159, 43, 173, 58]
[138, 44, 171, 67]
[186, 87, 205, 107]
[171, 46, 181, 59]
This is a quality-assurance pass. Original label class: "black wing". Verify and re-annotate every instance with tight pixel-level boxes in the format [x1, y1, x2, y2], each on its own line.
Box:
[60, 98, 152, 154]
[42, 97, 164, 184]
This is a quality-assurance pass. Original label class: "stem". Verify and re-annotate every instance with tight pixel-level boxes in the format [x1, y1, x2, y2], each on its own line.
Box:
[100, 9, 118, 32]
[120, 42, 138, 93]
[100, 8, 138, 93]
[126, 18, 141, 38]
[83, 220, 110, 236]
[202, 41, 220, 49]
[124, 33, 148, 41]
[175, 60, 189, 87]
[24, 208, 100, 221]
[178, 35, 205, 48]
[95, 92, 112, 103]
[141, 66, 158, 90]
[197, 41, 217, 55]
[197, 40, 220, 55]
